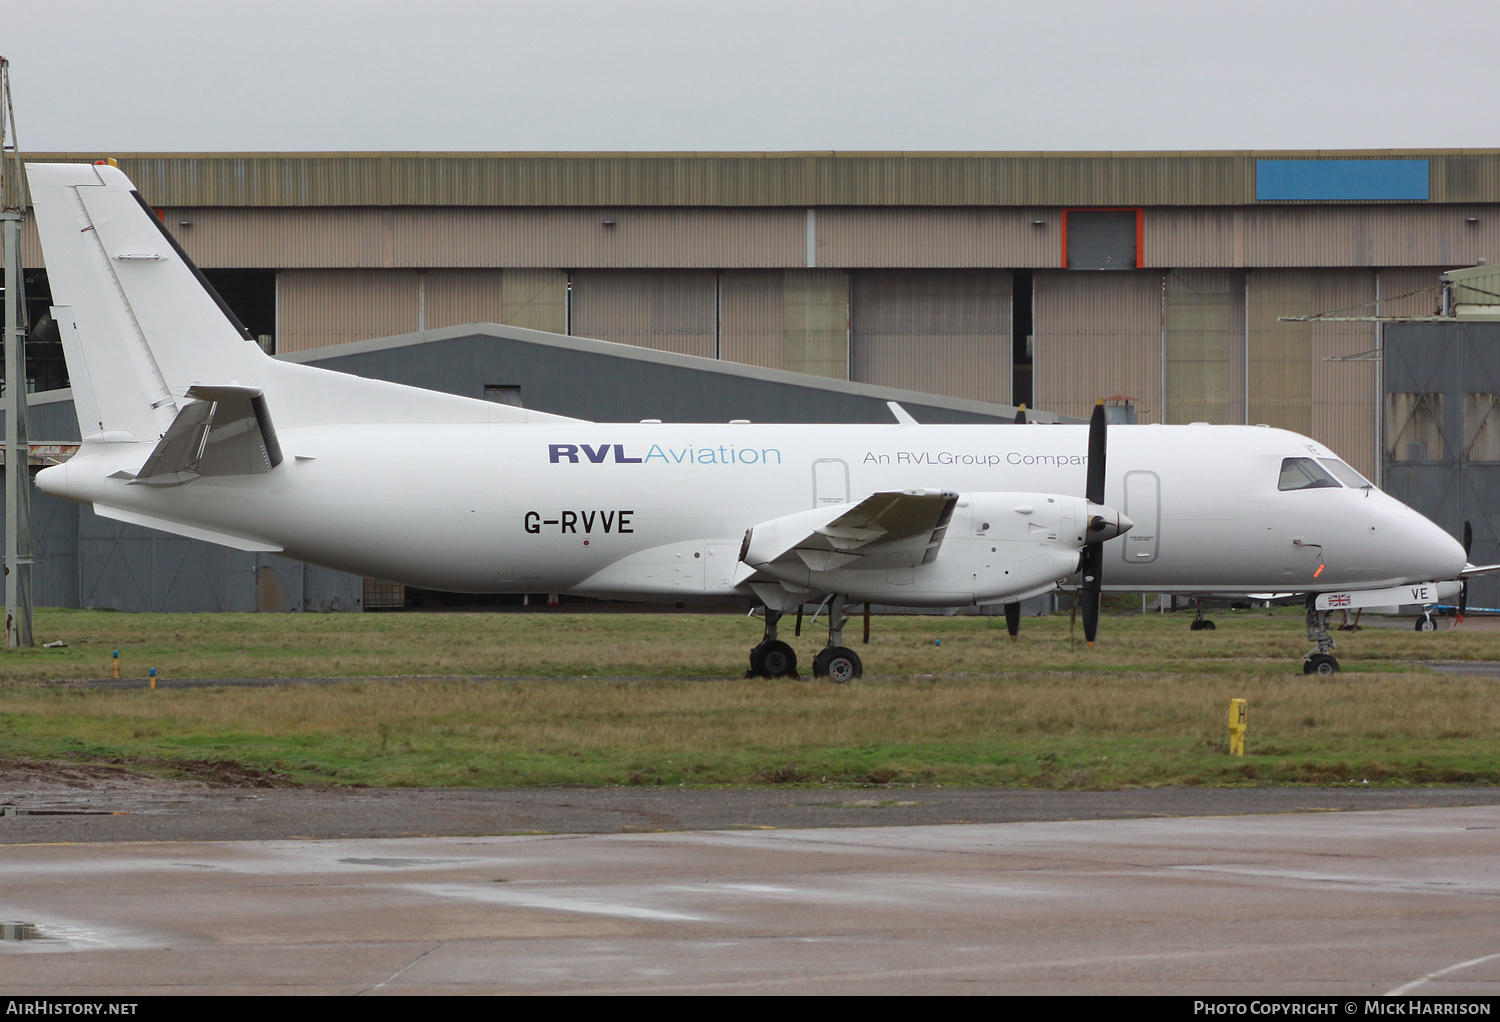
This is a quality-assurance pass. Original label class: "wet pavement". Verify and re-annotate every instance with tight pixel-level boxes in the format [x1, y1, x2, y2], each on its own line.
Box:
[1, 805, 1498, 994]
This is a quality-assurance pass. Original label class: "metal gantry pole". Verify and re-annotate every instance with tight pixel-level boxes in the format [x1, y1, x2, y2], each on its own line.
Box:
[0, 57, 31, 647]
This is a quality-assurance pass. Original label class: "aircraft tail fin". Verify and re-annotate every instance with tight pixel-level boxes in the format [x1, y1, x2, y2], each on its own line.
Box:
[26, 162, 270, 442]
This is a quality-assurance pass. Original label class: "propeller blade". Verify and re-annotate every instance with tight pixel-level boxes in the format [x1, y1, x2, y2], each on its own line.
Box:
[1081, 400, 1108, 646]
[1015, 403, 1027, 425]
[1086, 400, 1107, 506]
[1459, 521, 1473, 625]
[1004, 601, 1020, 642]
[1081, 543, 1102, 647]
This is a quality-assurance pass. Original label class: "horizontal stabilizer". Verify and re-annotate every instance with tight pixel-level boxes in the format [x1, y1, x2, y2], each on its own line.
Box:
[132, 385, 283, 487]
[94, 505, 283, 553]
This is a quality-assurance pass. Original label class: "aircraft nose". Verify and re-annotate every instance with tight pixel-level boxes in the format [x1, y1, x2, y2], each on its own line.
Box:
[1434, 524, 1469, 576]
[1087, 504, 1133, 542]
[1393, 506, 1469, 580]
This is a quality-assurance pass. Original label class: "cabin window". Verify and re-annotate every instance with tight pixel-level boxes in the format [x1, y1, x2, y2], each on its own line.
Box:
[1278, 457, 1341, 491]
[1317, 458, 1372, 489]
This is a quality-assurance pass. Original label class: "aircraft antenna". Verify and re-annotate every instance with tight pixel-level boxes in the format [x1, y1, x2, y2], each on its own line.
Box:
[0, 56, 32, 647]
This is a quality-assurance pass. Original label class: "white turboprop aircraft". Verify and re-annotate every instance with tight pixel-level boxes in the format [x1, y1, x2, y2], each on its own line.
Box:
[22, 161, 1478, 678]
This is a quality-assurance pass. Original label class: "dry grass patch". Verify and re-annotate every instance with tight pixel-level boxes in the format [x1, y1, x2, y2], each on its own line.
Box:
[2, 662, 1496, 788]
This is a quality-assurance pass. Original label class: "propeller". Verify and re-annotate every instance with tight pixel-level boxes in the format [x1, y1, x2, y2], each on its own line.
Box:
[1005, 403, 1028, 640]
[1081, 400, 1108, 648]
[1458, 520, 1473, 626]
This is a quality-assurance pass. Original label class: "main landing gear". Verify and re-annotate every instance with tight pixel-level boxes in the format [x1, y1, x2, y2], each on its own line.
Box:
[1303, 597, 1340, 675]
[746, 596, 864, 682]
[747, 608, 799, 679]
[810, 596, 863, 683]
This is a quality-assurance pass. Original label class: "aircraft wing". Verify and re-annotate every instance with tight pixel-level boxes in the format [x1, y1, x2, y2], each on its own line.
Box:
[740, 489, 957, 574]
[131, 385, 283, 487]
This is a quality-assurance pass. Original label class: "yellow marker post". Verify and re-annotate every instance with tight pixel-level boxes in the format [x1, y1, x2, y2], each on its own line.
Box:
[1228, 698, 1247, 756]
[112, 650, 119, 679]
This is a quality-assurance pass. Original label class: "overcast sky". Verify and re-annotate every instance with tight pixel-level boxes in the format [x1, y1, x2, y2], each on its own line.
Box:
[7, 0, 1498, 153]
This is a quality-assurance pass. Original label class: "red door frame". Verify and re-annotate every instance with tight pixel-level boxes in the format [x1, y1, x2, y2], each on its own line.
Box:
[1060, 208, 1145, 268]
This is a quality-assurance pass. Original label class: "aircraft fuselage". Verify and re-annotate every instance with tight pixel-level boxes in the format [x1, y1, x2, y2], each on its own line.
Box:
[40, 420, 1466, 605]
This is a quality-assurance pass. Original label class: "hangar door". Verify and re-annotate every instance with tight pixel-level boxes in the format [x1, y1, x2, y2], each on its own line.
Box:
[570, 270, 716, 358]
[1385, 322, 1500, 610]
[1032, 270, 1163, 422]
[850, 270, 1011, 404]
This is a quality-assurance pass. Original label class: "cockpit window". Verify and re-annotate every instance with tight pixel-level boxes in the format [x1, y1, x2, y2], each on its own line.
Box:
[1318, 457, 1373, 489]
[1279, 457, 1341, 491]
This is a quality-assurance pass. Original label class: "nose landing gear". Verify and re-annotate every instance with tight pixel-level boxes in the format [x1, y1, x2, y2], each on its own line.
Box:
[1189, 598, 1216, 631]
[1302, 598, 1339, 675]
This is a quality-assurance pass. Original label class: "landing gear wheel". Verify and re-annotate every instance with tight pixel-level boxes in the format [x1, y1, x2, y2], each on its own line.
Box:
[749, 640, 799, 679]
[812, 646, 862, 683]
[1189, 619, 1216, 631]
[1415, 614, 1437, 633]
[1303, 653, 1340, 676]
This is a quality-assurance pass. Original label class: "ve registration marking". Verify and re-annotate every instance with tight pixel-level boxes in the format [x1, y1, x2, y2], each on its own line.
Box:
[524, 510, 635, 535]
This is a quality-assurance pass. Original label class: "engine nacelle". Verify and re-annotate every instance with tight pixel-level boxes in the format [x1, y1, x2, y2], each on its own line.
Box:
[743, 490, 1132, 606]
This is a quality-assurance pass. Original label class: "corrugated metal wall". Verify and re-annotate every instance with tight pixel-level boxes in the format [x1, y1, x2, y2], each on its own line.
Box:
[391, 207, 803, 269]
[783, 270, 849, 379]
[1033, 270, 1164, 422]
[17, 202, 1495, 274]
[424, 270, 504, 331]
[59, 151, 1497, 208]
[570, 270, 717, 357]
[1379, 267, 1445, 318]
[1308, 270, 1379, 477]
[1240, 206, 1500, 268]
[501, 269, 567, 334]
[719, 271, 784, 369]
[1164, 269, 1245, 424]
[1146, 206, 1500, 269]
[1243, 269, 1379, 475]
[1246, 270, 1314, 436]
[1383, 323, 1500, 608]
[816, 209, 1059, 268]
[277, 270, 419, 352]
[168, 208, 388, 268]
[850, 271, 1011, 404]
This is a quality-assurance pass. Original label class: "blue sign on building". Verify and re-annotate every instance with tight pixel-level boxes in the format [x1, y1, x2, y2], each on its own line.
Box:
[1256, 160, 1429, 201]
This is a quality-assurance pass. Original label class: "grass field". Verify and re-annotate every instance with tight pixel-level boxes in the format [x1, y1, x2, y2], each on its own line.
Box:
[1, 607, 1497, 789]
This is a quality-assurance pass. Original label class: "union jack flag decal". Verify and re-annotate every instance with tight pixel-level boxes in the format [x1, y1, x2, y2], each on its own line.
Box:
[1327, 593, 1351, 607]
